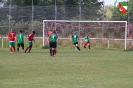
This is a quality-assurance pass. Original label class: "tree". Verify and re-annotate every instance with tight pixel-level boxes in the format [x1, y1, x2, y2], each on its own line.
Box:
[128, 0, 133, 23]
[104, 5, 113, 21]
[6, 0, 40, 6]
[39, 0, 102, 6]
[5, 0, 103, 7]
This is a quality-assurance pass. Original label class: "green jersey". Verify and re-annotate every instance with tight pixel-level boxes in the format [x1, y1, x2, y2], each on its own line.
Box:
[17, 33, 24, 44]
[71, 34, 79, 43]
[83, 37, 90, 42]
[49, 34, 57, 42]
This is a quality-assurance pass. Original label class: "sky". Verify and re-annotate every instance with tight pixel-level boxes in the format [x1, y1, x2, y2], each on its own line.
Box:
[102, 0, 129, 6]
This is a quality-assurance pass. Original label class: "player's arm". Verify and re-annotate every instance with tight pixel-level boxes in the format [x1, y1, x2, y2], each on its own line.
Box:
[33, 39, 35, 42]
[45, 32, 49, 44]
[16, 37, 18, 42]
[15, 34, 17, 42]
[46, 36, 49, 43]
[32, 37, 35, 42]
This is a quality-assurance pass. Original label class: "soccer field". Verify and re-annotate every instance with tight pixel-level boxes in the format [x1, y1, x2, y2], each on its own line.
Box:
[0, 48, 133, 88]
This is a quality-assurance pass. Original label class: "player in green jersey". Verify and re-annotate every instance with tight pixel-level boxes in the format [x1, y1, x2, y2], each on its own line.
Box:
[71, 32, 80, 51]
[49, 30, 58, 56]
[83, 36, 90, 50]
[16, 30, 24, 52]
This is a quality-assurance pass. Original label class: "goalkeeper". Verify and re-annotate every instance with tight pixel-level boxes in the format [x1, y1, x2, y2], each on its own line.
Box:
[82, 36, 90, 50]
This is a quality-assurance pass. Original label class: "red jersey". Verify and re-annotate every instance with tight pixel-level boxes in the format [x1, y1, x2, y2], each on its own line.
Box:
[46, 31, 53, 37]
[28, 33, 35, 42]
[8, 32, 16, 42]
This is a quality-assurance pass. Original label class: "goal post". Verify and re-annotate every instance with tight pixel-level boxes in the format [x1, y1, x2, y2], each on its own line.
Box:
[43, 20, 127, 50]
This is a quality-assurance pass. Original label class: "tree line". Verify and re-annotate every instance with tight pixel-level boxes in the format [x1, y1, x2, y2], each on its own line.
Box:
[0, 0, 131, 22]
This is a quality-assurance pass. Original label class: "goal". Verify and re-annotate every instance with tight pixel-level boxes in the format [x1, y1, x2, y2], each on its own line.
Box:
[43, 20, 127, 50]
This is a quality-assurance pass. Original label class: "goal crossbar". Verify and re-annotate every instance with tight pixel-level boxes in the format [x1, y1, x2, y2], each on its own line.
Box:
[43, 20, 127, 50]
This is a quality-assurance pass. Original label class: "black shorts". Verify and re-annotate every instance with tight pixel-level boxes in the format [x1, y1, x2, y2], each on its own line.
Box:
[73, 42, 78, 46]
[17, 43, 24, 48]
[49, 41, 57, 48]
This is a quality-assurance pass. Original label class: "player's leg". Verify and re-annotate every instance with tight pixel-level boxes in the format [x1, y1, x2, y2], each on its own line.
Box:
[88, 42, 90, 49]
[53, 42, 57, 56]
[21, 43, 24, 52]
[25, 42, 30, 53]
[83, 42, 87, 49]
[11, 42, 16, 52]
[25, 46, 29, 53]
[54, 49, 56, 56]
[28, 42, 32, 53]
[13, 47, 16, 52]
[51, 42, 55, 56]
[51, 48, 54, 56]
[17, 43, 20, 52]
[9, 42, 13, 53]
[50, 48, 52, 56]
[10, 46, 13, 53]
[74, 42, 80, 51]
[28, 46, 32, 53]
[49, 42, 52, 56]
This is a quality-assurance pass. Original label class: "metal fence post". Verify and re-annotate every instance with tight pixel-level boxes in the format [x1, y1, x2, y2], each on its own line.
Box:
[9, 0, 12, 31]
[32, 0, 34, 31]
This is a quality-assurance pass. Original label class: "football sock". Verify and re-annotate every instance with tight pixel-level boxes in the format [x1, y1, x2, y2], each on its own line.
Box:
[25, 47, 29, 52]
[22, 49, 24, 52]
[88, 45, 90, 49]
[22, 47, 24, 51]
[28, 47, 32, 53]
[53, 49, 56, 56]
[17, 48, 19, 52]
[50, 48, 52, 56]
[54, 50, 56, 55]
[76, 46, 80, 51]
[52, 50, 54, 56]
[13, 46, 16, 52]
[10, 47, 13, 52]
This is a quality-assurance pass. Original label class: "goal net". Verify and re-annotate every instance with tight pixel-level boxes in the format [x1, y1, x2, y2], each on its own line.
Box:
[43, 20, 127, 50]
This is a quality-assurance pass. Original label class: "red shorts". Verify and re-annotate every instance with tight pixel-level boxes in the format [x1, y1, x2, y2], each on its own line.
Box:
[83, 42, 90, 46]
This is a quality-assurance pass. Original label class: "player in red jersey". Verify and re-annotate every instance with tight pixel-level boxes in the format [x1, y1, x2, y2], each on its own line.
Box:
[83, 36, 90, 50]
[46, 30, 54, 55]
[7, 29, 16, 53]
[25, 31, 36, 53]
[46, 30, 53, 44]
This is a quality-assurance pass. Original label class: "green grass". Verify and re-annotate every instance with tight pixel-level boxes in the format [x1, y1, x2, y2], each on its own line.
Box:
[0, 48, 133, 88]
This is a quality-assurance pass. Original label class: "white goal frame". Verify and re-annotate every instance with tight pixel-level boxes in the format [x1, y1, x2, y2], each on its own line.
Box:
[43, 20, 127, 50]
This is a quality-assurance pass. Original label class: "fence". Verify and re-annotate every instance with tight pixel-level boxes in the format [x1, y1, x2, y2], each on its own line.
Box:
[1, 37, 133, 50]
[0, 37, 43, 48]
[0, 5, 106, 37]
[0, 5, 133, 49]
